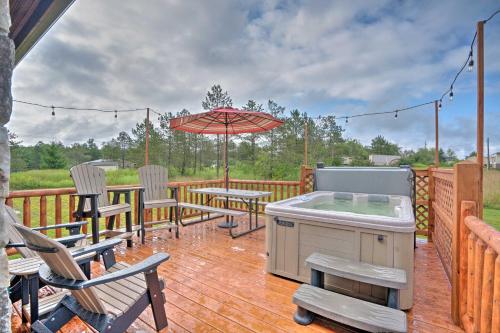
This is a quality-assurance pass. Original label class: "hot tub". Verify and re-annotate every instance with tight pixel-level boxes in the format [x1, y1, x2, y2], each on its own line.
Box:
[265, 191, 415, 309]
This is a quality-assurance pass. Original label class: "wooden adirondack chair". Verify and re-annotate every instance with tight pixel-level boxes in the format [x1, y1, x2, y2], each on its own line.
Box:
[5, 206, 92, 323]
[70, 164, 134, 247]
[138, 165, 179, 243]
[13, 224, 170, 333]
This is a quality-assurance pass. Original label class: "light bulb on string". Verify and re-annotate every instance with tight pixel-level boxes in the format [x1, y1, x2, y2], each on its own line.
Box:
[51, 106, 55, 116]
[468, 51, 474, 72]
[345, 117, 348, 124]
[114, 110, 117, 119]
[438, 100, 442, 111]
[394, 111, 398, 118]
[449, 86, 454, 101]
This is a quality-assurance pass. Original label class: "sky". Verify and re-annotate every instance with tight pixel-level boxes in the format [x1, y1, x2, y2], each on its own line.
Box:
[8, 0, 500, 158]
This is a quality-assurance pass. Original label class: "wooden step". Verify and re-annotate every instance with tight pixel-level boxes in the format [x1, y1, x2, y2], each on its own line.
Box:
[293, 284, 407, 332]
[214, 197, 268, 206]
[179, 203, 247, 216]
[306, 253, 407, 289]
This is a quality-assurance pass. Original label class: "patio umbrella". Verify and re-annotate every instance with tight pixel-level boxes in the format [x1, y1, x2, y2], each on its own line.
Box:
[169, 107, 284, 190]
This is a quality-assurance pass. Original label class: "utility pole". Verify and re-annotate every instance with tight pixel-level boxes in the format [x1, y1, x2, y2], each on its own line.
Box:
[434, 100, 439, 167]
[145, 107, 150, 165]
[487, 137, 490, 169]
[304, 119, 308, 166]
[477, 21, 484, 218]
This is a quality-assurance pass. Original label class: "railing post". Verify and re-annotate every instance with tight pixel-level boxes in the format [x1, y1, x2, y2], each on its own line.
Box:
[55, 194, 62, 237]
[39, 196, 47, 234]
[459, 200, 477, 325]
[451, 162, 481, 324]
[23, 197, 31, 227]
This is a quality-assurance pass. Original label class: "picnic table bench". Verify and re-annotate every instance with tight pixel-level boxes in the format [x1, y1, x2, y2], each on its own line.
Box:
[178, 203, 246, 224]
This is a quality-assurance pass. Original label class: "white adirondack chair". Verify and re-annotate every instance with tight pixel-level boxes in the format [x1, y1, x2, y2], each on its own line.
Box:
[70, 164, 134, 247]
[138, 165, 179, 243]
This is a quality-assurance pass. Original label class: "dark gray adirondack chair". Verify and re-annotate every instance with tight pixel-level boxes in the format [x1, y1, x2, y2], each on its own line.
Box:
[5, 206, 91, 323]
[138, 165, 179, 243]
[70, 164, 134, 248]
[14, 224, 170, 333]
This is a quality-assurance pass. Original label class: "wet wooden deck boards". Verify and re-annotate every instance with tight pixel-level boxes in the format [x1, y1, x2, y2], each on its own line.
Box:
[11, 218, 463, 332]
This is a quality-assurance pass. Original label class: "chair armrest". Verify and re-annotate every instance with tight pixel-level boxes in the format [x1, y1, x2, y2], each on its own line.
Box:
[108, 187, 138, 194]
[53, 234, 87, 247]
[69, 238, 123, 257]
[32, 221, 87, 232]
[39, 252, 170, 290]
[168, 185, 179, 200]
[70, 193, 100, 197]
[6, 242, 25, 248]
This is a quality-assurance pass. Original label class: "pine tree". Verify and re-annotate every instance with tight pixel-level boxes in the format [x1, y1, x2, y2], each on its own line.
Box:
[202, 84, 232, 177]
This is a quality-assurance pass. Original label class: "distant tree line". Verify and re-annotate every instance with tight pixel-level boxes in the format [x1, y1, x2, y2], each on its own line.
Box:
[9, 85, 462, 179]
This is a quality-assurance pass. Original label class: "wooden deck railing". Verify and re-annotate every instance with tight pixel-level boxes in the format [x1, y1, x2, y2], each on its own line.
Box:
[459, 201, 499, 333]
[5, 179, 301, 231]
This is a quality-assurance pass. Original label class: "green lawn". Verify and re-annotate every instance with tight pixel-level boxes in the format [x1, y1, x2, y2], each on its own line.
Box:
[484, 208, 500, 230]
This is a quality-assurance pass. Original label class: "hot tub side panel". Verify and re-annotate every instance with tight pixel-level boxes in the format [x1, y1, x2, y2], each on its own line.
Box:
[266, 215, 414, 309]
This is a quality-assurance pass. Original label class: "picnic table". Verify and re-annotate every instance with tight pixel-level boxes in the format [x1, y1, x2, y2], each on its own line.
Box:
[183, 187, 272, 238]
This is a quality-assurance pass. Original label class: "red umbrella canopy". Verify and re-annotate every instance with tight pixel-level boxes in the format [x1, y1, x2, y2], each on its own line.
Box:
[169, 107, 283, 135]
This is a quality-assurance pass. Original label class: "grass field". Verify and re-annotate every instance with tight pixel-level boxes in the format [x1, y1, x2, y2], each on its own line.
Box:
[8, 167, 500, 230]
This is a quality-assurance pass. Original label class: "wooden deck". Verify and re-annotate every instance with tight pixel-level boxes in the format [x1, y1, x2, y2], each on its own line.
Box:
[12, 217, 463, 332]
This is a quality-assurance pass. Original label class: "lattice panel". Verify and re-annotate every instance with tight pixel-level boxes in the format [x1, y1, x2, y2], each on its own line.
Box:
[303, 173, 314, 193]
[300, 166, 315, 194]
[415, 174, 429, 201]
[433, 212, 452, 281]
[415, 204, 429, 235]
[434, 177, 454, 219]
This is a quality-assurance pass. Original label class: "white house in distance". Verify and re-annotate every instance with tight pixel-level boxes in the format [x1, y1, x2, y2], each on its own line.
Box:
[83, 159, 119, 171]
[466, 152, 500, 169]
[369, 154, 401, 166]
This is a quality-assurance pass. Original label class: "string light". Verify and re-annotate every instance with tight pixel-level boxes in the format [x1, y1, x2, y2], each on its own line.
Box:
[394, 111, 398, 118]
[438, 100, 442, 111]
[345, 117, 348, 124]
[468, 51, 474, 72]
[51, 106, 55, 116]
[114, 110, 118, 119]
[449, 86, 454, 101]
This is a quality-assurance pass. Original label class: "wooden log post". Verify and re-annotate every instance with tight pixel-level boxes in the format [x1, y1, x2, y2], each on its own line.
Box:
[492, 256, 500, 331]
[459, 201, 476, 320]
[451, 162, 481, 324]
[473, 239, 486, 333]
[467, 233, 476, 321]
[480, 247, 495, 333]
[0, 0, 13, 328]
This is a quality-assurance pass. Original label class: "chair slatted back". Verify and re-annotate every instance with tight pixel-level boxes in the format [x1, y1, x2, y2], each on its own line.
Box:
[70, 164, 109, 210]
[13, 224, 108, 314]
[139, 165, 169, 201]
[5, 206, 38, 258]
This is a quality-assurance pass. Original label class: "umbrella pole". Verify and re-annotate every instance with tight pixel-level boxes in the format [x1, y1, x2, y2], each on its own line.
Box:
[218, 121, 238, 229]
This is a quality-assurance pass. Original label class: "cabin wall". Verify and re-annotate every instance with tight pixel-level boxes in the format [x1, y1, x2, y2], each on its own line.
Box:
[0, 0, 13, 330]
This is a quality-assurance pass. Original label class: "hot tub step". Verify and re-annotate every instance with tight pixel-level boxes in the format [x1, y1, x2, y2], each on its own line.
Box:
[293, 284, 407, 332]
[306, 253, 407, 289]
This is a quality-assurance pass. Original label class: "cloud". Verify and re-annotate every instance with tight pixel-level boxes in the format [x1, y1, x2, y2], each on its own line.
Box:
[7, 0, 500, 158]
